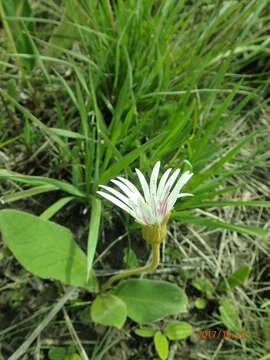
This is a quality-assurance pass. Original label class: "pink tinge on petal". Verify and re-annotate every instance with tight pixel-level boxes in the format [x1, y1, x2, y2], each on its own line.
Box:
[142, 214, 148, 224]
[162, 201, 168, 218]
[161, 186, 170, 216]
[158, 200, 163, 216]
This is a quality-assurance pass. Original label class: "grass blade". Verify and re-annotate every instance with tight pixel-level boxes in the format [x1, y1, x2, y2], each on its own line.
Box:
[87, 198, 101, 281]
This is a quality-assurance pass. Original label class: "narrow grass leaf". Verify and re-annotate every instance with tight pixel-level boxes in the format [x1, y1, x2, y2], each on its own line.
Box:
[49, 127, 91, 141]
[173, 213, 268, 237]
[0, 169, 85, 198]
[219, 265, 250, 292]
[1, 185, 57, 203]
[87, 198, 101, 281]
[177, 200, 270, 210]
[39, 197, 74, 221]
[99, 134, 164, 185]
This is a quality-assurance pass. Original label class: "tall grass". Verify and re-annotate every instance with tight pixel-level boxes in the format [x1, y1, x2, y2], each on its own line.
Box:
[1, 0, 269, 225]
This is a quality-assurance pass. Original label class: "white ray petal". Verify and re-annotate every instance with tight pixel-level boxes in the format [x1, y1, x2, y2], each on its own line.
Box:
[133, 206, 144, 224]
[99, 185, 133, 208]
[157, 168, 172, 198]
[150, 161, 160, 197]
[138, 204, 149, 225]
[167, 171, 193, 211]
[98, 161, 194, 224]
[159, 168, 180, 204]
[150, 192, 158, 218]
[141, 201, 155, 225]
[97, 191, 136, 217]
[177, 193, 193, 198]
[165, 168, 181, 190]
[135, 168, 150, 203]
[110, 179, 139, 206]
[117, 176, 144, 202]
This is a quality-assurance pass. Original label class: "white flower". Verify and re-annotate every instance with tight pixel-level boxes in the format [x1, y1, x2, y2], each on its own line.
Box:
[97, 161, 193, 225]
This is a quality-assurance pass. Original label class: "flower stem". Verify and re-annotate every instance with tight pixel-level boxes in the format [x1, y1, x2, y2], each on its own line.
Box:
[100, 242, 160, 292]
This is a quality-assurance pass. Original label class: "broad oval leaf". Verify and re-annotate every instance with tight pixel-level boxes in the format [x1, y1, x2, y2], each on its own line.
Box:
[90, 294, 127, 329]
[164, 321, 192, 340]
[219, 299, 241, 332]
[154, 331, 169, 360]
[112, 279, 188, 324]
[0, 209, 97, 291]
[135, 327, 155, 338]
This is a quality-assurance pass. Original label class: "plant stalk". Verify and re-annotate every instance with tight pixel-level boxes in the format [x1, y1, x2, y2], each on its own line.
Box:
[101, 242, 160, 292]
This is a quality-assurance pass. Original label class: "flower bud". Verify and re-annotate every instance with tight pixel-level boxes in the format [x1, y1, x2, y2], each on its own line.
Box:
[142, 212, 170, 245]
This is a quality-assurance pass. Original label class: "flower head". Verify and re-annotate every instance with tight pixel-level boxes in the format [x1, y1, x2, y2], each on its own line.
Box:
[97, 161, 193, 226]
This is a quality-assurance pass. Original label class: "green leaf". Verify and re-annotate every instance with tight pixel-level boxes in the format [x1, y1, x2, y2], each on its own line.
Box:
[0, 0, 35, 70]
[65, 355, 82, 360]
[195, 298, 207, 310]
[49, 127, 91, 141]
[54, 69, 79, 108]
[39, 197, 74, 221]
[177, 200, 270, 211]
[87, 198, 101, 280]
[99, 133, 164, 185]
[219, 265, 250, 291]
[193, 83, 239, 161]
[123, 247, 138, 269]
[263, 302, 270, 340]
[219, 299, 241, 332]
[90, 294, 127, 329]
[192, 278, 213, 299]
[0, 89, 72, 159]
[154, 331, 169, 360]
[65, 355, 81, 360]
[165, 246, 181, 261]
[1, 185, 57, 203]
[164, 321, 192, 340]
[112, 279, 188, 324]
[44, 4, 90, 59]
[134, 327, 155, 338]
[174, 213, 268, 237]
[7, 78, 16, 97]
[48, 346, 66, 360]
[0, 209, 98, 291]
[195, 132, 256, 185]
[0, 169, 85, 198]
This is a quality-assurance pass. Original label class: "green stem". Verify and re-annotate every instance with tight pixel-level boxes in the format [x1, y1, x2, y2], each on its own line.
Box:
[101, 242, 160, 292]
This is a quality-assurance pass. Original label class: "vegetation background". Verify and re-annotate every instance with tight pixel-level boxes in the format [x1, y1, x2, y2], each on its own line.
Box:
[0, 0, 269, 359]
